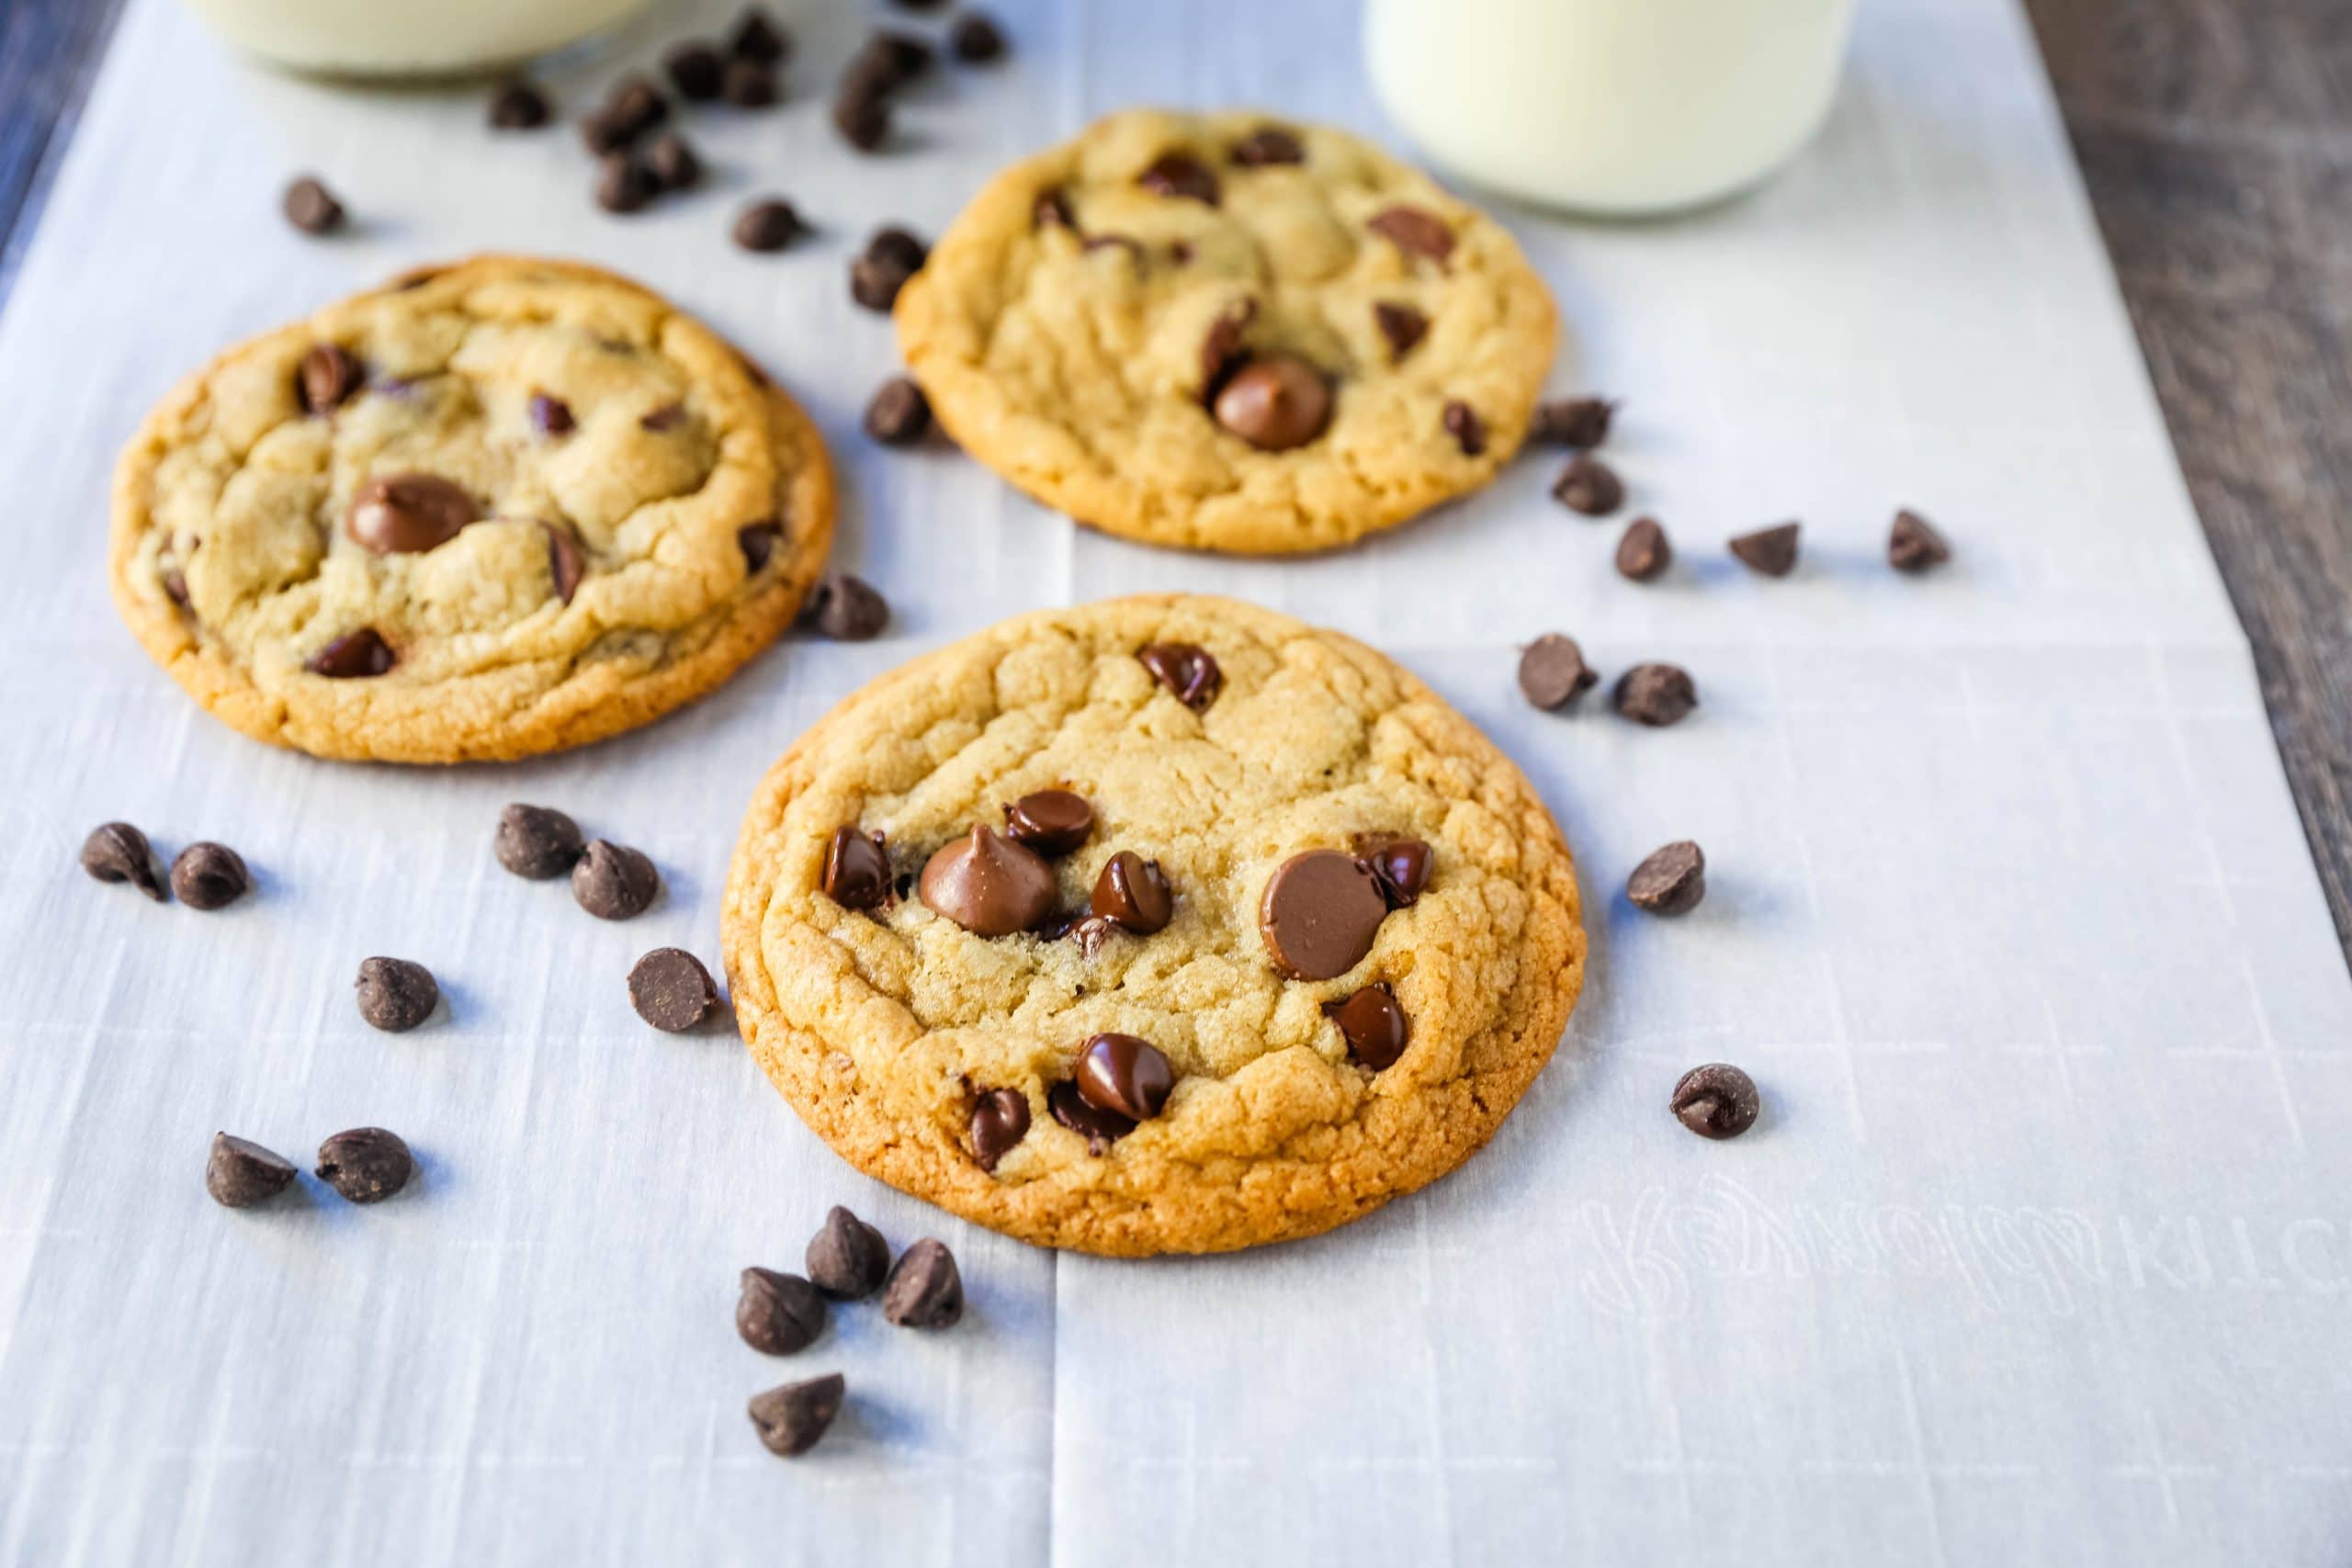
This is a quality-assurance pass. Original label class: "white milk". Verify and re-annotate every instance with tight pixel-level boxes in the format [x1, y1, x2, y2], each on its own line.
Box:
[1365, 0, 1860, 216]
[176, 0, 656, 76]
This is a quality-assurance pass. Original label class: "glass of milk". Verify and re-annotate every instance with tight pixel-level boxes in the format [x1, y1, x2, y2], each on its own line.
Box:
[177, 0, 659, 77]
[1364, 0, 1860, 217]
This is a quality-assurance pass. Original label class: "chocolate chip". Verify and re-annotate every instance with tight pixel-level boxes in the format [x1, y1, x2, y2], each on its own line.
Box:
[355, 956, 438, 1032]
[595, 152, 658, 214]
[1889, 508, 1951, 573]
[1355, 835, 1431, 908]
[1090, 852, 1172, 933]
[639, 403, 686, 433]
[732, 197, 808, 253]
[545, 522, 586, 604]
[1198, 299, 1258, 400]
[882, 1239, 963, 1328]
[299, 344, 364, 414]
[605, 74, 669, 138]
[806, 573, 889, 640]
[628, 948, 718, 1032]
[822, 827, 892, 911]
[642, 131, 702, 192]
[1260, 849, 1389, 981]
[1368, 205, 1453, 264]
[1212, 355, 1331, 451]
[860, 29, 934, 86]
[1231, 126, 1306, 166]
[487, 78, 550, 129]
[969, 1088, 1031, 1170]
[1002, 789, 1092, 856]
[1729, 522, 1801, 577]
[528, 392, 574, 436]
[1373, 301, 1427, 360]
[1518, 633, 1598, 711]
[169, 842, 248, 910]
[1075, 1033, 1174, 1121]
[950, 11, 1006, 61]
[80, 822, 164, 901]
[314, 1127, 413, 1203]
[728, 6, 788, 62]
[870, 227, 928, 272]
[1531, 396, 1615, 448]
[1324, 983, 1408, 1070]
[721, 57, 779, 107]
[1552, 454, 1624, 516]
[345, 472, 479, 554]
[282, 175, 344, 235]
[306, 628, 395, 678]
[1611, 663, 1698, 728]
[921, 826, 1057, 937]
[748, 1373, 844, 1458]
[1628, 840, 1706, 915]
[806, 1205, 890, 1298]
[1136, 642, 1220, 710]
[737, 521, 784, 574]
[207, 1133, 297, 1209]
[1671, 1063, 1759, 1139]
[1048, 1078, 1134, 1152]
[495, 804, 582, 880]
[1616, 516, 1671, 581]
[663, 41, 726, 100]
[737, 1268, 826, 1354]
[1443, 400, 1487, 457]
[1034, 187, 1075, 229]
[163, 569, 188, 608]
[850, 228, 925, 309]
[571, 840, 659, 920]
[864, 378, 931, 446]
[832, 88, 891, 152]
[1138, 151, 1219, 205]
[579, 111, 632, 155]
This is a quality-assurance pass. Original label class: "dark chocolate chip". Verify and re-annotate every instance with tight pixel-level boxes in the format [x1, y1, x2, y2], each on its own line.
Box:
[970, 1088, 1031, 1171]
[487, 78, 550, 129]
[860, 28, 934, 86]
[1671, 1063, 1759, 1139]
[1611, 663, 1698, 728]
[1259, 849, 1390, 981]
[721, 58, 779, 107]
[170, 842, 248, 910]
[920, 826, 1057, 936]
[1213, 355, 1331, 451]
[595, 152, 659, 214]
[355, 956, 438, 1032]
[1518, 633, 1598, 711]
[732, 197, 808, 253]
[1628, 840, 1706, 915]
[544, 522, 586, 604]
[306, 628, 396, 678]
[1002, 789, 1091, 856]
[495, 804, 583, 879]
[1531, 396, 1615, 448]
[528, 392, 574, 436]
[728, 6, 789, 62]
[806, 1205, 890, 1298]
[1074, 1032, 1174, 1121]
[642, 131, 702, 192]
[1324, 982, 1408, 1071]
[1889, 508, 1951, 572]
[832, 88, 891, 152]
[1552, 454, 1624, 516]
[869, 227, 928, 272]
[282, 175, 344, 235]
[1198, 299, 1258, 400]
[163, 569, 189, 608]
[571, 840, 660, 920]
[1373, 301, 1427, 360]
[1230, 126, 1306, 166]
[579, 111, 632, 155]
[748, 1373, 844, 1458]
[806, 573, 889, 640]
[882, 1239, 963, 1328]
[1048, 1078, 1135, 1152]
[1443, 400, 1487, 457]
[737, 521, 784, 574]
[864, 377, 931, 445]
[1367, 205, 1453, 264]
[605, 74, 669, 138]
[628, 948, 718, 1032]
[821, 827, 892, 911]
[346, 472, 478, 554]
[850, 228, 924, 308]
[949, 11, 1006, 62]
[299, 344, 364, 414]
[1616, 516, 1671, 581]
[1090, 852, 1172, 933]
[80, 822, 165, 900]
[315, 1127, 413, 1203]
[1137, 642, 1221, 710]
[663, 41, 726, 101]
[737, 1267, 826, 1354]
[207, 1133, 297, 1208]
[1138, 151, 1219, 205]
[1729, 522, 1801, 577]
[1355, 835, 1431, 908]
[1034, 187, 1074, 229]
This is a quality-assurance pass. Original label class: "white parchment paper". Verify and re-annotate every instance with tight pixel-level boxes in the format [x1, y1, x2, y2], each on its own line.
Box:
[3, 0, 2349, 1563]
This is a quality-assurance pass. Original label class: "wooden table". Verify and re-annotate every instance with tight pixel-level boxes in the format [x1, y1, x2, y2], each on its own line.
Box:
[5, 0, 2346, 964]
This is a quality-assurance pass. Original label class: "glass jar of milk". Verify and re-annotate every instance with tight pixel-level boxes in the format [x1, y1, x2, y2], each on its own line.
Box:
[177, 0, 658, 76]
[1365, 0, 1860, 216]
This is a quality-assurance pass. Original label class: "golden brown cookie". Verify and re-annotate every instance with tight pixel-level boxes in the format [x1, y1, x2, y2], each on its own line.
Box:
[722, 595, 1584, 1255]
[109, 255, 835, 763]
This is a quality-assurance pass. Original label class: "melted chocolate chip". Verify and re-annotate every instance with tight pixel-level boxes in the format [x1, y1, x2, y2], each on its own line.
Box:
[544, 523, 586, 604]
[1259, 849, 1390, 981]
[1368, 205, 1453, 264]
[1137, 642, 1221, 710]
[1354, 835, 1431, 908]
[306, 628, 395, 678]
[1518, 634, 1598, 711]
[737, 521, 784, 574]
[1212, 355, 1332, 451]
[1090, 852, 1172, 933]
[1374, 301, 1427, 360]
[970, 1088, 1031, 1171]
[345, 473, 479, 554]
[1611, 663, 1699, 728]
[1671, 1063, 1760, 1139]
[1729, 522, 1802, 577]
[1198, 299, 1258, 400]
[1074, 1033, 1174, 1121]
[1230, 126, 1306, 165]
[822, 827, 892, 911]
[1442, 400, 1487, 456]
[1325, 983, 1409, 1070]
[920, 826, 1057, 936]
[1048, 1078, 1134, 1153]
[299, 344, 364, 414]
[1616, 516, 1672, 581]
[1002, 789, 1092, 856]
[1138, 150, 1219, 205]
[1628, 840, 1707, 915]
[1889, 509, 1951, 572]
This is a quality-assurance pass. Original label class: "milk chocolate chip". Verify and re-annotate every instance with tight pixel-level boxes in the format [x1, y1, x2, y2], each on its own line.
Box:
[1367, 205, 1453, 264]
[1324, 983, 1408, 1070]
[345, 473, 478, 554]
[306, 628, 395, 678]
[1002, 789, 1092, 856]
[1137, 643, 1221, 710]
[1089, 852, 1171, 933]
[299, 344, 364, 413]
[1137, 151, 1218, 205]
[1212, 355, 1331, 451]
[822, 827, 892, 911]
[970, 1088, 1031, 1171]
[1074, 1033, 1173, 1121]
[1259, 849, 1389, 980]
[919, 826, 1056, 936]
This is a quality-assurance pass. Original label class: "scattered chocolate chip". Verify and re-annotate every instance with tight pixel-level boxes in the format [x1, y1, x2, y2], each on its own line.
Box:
[1230, 125, 1305, 165]
[721, 57, 779, 107]
[732, 197, 808, 253]
[832, 88, 891, 152]
[737, 521, 784, 574]
[1443, 400, 1487, 457]
[1518, 633, 1598, 711]
[579, 111, 632, 156]
[1616, 516, 1671, 581]
[1325, 983, 1408, 1070]
[628, 948, 718, 1032]
[544, 523, 586, 604]
[595, 152, 658, 214]
[921, 826, 1057, 937]
[527, 392, 574, 437]
[572, 840, 660, 920]
[1889, 508, 1951, 573]
[642, 131, 702, 192]
[605, 74, 669, 138]
[1074, 1033, 1174, 1121]
[1034, 187, 1074, 229]
[80, 822, 164, 901]
[737, 1267, 826, 1354]
[1628, 840, 1706, 915]
[970, 1088, 1031, 1170]
[1090, 852, 1172, 933]
[806, 573, 890, 640]
[1138, 150, 1219, 205]
[728, 6, 788, 62]
[663, 41, 726, 100]
[857, 29, 933, 88]
[1553, 454, 1624, 516]
[821, 827, 892, 911]
[1356, 835, 1431, 908]
[345, 472, 478, 554]
[1373, 301, 1427, 360]
[806, 1205, 890, 1298]
[1671, 1063, 1759, 1139]
[314, 1127, 413, 1204]
[882, 1239, 963, 1328]
[169, 842, 248, 910]
[851, 228, 925, 309]
[1260, 849, 1390, 981]
[1729, 522, 1801, 577]
[355, 956, 438, 1032]
[281, 175, 344, 235]
[870, 227, 928, 272]
[306, 627, 396, 678]
[748, 1373, 843, 1458]
[1048, 1078, 1134, 1152]
[206, 1133, 297, 1209]
[864, 378, 931, 446]
[487, 78, 550, 129]
[1531, 396, 1615, 448]
[1611, 663, 1699, 728]
[1213, 355, 1332, 451]
[1367, 205, 1453, 264]
[949, 11, 1006, 61]
[1001, 790, 1092, 856]
[298, 344, 364, 414]
[1136, 642, 1220, 710]
[495, 804, 583, 879]
[1198, 299, 1258, 400]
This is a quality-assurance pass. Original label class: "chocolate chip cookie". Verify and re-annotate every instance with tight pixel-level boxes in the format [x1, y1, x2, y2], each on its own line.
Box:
[895, 110, 1558, 555]
[109, 256, 835, 762]
[721, 596, 1584, 1255]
